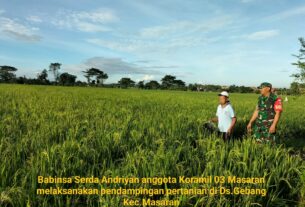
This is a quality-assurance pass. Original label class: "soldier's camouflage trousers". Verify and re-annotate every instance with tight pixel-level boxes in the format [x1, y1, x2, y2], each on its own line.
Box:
[253, 119, 276, 144]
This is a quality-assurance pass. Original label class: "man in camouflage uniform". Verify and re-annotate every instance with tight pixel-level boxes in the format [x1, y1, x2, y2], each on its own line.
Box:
[247, 82, 283, 144]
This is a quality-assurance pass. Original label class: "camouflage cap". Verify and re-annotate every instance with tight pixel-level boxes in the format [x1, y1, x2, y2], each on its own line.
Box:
[258, 82, 272, 89]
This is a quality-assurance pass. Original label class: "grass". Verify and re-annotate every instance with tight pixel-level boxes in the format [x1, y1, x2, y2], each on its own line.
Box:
[0, 84, 305, 207]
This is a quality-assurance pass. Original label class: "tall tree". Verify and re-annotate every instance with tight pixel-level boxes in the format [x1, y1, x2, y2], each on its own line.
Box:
[118, 77, 135, 88]
[292, 37, 305, 83]
[0, 65, 18, 82]
[137, 81, 145, 89]
[49, 63, 61, 83]
[161, 75, 176, 89]
[59, 72, 77, 86]
[173, 79, 185, 87]
[37, 69, 48, 82]
[82, 69, 92, 84]
[82, 68, 108, 86]
[145, 80, 160, 89]
[97, 72, 108, 86]
[161, 75, 185, 90]
[290, 82, 300, 95]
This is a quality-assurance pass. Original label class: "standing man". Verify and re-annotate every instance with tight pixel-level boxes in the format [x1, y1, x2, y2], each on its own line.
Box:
[247, 82, 283, 144]
[211, 91, 237, 141]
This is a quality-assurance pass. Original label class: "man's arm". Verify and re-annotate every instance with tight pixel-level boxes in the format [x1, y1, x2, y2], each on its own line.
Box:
[269, 111, 281, 133]
[227, 117, 237, 135]
[247, 108, 258, 132]
[211, 117, 218, 123]
[269, 97, 283, 133]
[211, 107, 219, 123]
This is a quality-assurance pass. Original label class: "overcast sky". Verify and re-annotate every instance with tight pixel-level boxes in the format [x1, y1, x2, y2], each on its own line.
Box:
[0, 0, 304, 87]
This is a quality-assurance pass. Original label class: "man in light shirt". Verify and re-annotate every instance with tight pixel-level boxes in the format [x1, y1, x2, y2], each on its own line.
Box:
[211, 91, 237, 141]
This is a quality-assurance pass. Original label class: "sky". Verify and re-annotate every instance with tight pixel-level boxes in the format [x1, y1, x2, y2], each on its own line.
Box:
[0, 0, 304, 87]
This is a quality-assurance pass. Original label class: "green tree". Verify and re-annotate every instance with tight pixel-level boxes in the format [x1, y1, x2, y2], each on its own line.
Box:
[82, 68, 108, 86]
[59, 72, 77, 86]
[161, 75, 185, 90]
[49, 63, 61, 83]
[188, 84, 197, 91]
[203, 84, 222, 92]
[97, 72, 108, 86]
[172, 79, 186, 89]
[136, 81, 145, 89]
[239, 86, 254, 93]
[82, 69, 92, 84]
[228, 85, 239, 93]
[37, 69, 48, 83]
[161, 75, 176, 89]
[289, 82, 300, 95]
[145, 80, 160, 89]
[118, 77, 135, 88]
[291, 37, 305, 83]
[0, 65, 18, 82]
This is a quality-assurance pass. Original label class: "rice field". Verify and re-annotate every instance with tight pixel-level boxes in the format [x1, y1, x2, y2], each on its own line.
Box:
[0, 84, 305, 207]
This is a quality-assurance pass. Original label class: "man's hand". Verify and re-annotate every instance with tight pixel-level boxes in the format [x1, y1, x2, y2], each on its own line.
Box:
[227, 117, 236, 136]
[247, 123, 252, 133]
[248, 108, 258, 134]
[269, 124, 276, 134]
[211, 117, 218, 123]
[227, 128, 232, 136]
[269, 111, 281, 134]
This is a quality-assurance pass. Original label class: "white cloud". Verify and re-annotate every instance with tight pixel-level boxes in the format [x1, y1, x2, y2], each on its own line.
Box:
[267, 5, 305, 20]
[0, 17, 41, 42]
[245, 30, 279, 40]
[140, 21, 192, 39]
[142, 65, 179, 69]
[31, 27, 40, 31]
[140, 16, 233, 39]
[26, 15, 42, 23]
[87, 38, 141, 52]
[87, 36, 218, 53]
[136, 75, 155, 82]
[87, 16, 231, 53]
[52, 8, 118, 32]
[142, 75, 154, 81]
[74, 9, 118, 23]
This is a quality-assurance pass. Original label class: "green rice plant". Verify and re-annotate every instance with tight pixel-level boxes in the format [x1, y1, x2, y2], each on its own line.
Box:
[0, 84, 304, 207]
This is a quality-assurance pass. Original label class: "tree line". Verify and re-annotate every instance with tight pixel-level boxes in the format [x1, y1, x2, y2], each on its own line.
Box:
[1, 38, 305, 94]
[0, 65, 259, 92]
[0, 65, 188, 90]
[0, 65, 288, 93]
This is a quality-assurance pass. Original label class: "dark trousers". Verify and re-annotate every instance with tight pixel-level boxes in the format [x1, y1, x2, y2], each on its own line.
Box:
[218, 132, 231, 142]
